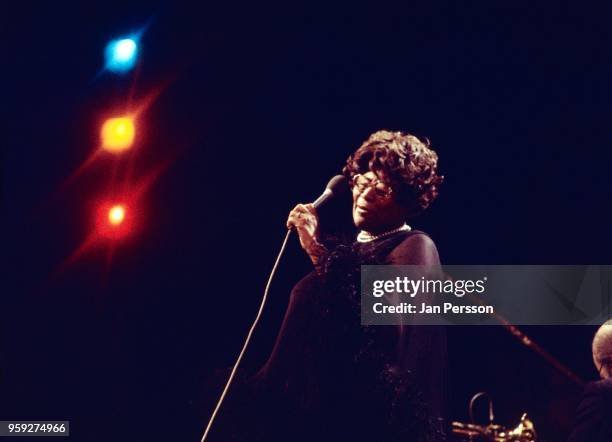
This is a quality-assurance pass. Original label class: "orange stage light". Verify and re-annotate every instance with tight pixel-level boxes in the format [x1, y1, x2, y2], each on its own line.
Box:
[101, 117, 135, 152]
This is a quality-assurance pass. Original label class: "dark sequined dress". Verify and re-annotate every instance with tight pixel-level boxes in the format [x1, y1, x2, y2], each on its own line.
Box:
[214, 230, 448, 441]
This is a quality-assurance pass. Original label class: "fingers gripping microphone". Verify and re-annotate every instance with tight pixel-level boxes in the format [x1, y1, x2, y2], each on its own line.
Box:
[312, 175, 348, 209]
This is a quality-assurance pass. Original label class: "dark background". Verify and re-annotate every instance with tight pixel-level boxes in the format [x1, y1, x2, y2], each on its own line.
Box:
[4, 1, 612, 441]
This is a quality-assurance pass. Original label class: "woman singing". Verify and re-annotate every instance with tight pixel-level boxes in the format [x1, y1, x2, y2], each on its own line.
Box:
[219, 130, 447, 441]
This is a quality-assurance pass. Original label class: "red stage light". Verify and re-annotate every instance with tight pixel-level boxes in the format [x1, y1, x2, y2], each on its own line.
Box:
[95, 200, 135, 240]
[108, 205, 126, 225]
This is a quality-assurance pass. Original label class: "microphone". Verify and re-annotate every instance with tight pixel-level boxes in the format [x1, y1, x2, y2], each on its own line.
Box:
[312, 175, 348, 209]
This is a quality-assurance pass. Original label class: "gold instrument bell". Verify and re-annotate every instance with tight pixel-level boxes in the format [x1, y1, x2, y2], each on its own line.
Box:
[451, 392, 537, 441]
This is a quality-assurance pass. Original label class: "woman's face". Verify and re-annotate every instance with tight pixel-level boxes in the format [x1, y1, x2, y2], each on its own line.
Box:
[351, 171, 408, 234]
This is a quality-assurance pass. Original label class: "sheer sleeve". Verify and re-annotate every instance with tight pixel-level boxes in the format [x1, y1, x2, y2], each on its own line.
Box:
[386, 231, 441, 266]
[387, 232, 448, 438]
[253, 271, 327, 406]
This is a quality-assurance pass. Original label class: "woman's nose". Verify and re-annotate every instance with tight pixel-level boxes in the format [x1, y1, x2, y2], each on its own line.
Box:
[360, 186, 377, 201]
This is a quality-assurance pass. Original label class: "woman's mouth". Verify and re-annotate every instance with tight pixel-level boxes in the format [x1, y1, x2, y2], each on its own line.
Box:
[355, 205, 371, 215]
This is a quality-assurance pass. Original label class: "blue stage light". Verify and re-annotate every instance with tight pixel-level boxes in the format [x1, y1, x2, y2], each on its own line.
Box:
[105, 37, 138, 73]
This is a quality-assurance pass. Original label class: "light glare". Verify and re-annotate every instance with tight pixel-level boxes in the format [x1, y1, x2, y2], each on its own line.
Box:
[108, 205, 126, 225]
[105, 37, 138, 73]
[101, 117, 135, 152]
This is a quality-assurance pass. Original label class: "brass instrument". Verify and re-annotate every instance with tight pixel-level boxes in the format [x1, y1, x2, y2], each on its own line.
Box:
[451, 392, 537, 442]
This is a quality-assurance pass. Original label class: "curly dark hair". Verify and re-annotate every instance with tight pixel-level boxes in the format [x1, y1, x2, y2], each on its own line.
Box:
[342, 130, 444, 215]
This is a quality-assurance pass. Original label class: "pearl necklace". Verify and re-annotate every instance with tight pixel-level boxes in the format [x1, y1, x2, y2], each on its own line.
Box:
[356, 223, 411, 243]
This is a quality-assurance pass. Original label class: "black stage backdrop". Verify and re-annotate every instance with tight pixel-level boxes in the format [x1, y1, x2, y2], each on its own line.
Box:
[4, 2, 612, 441]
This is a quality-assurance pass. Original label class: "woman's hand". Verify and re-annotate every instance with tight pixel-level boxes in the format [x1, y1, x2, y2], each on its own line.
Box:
[287, 203, 327, 269]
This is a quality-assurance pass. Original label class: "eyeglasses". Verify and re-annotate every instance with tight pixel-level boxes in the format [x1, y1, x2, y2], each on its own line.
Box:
[352, 174, 393, 199]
